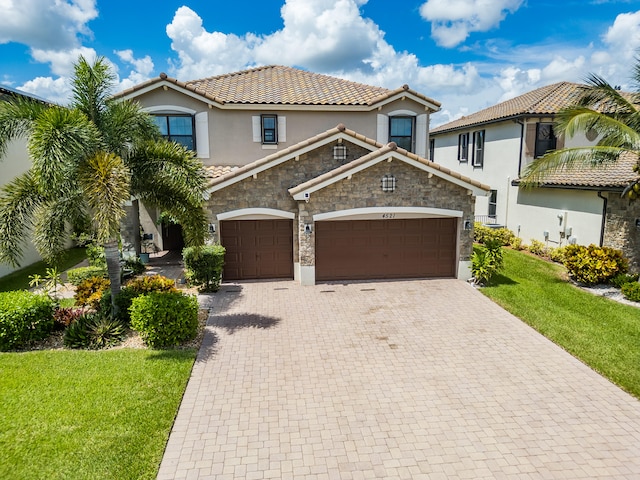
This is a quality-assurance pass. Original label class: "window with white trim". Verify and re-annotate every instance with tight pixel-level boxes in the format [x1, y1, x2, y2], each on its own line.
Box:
[472, 129, 485, 167]
[458, 132, 469, 162]
[153, 114, 195, 150]
[389, 116, 415, 152]
[489, 190, 497, 218]
[261, 114, 278, 144]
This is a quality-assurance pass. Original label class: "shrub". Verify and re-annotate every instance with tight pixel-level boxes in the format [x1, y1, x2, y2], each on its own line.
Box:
[63, 312, 126, 349]
[473, 223, 515, 247]
[563, 244, 628, 285]
[130, 292, 198, 348]
[86, 242, 106, 268]
[0, 291, 55, 351]
[67, 266, 107, 286]
[53, 306, 90, 330]
[183, 244, 226, 292]
[510, 237, 524, 251]
[471, 240, 504, 286]
[74, 276, 110, 309]
[123, 257, 146, 276]
[548, 246, 568, 264]
[103, 274, 178, 323]
[527, 239, 547, 256]
[610, 273, 640, 288]
[621, 282, 640, 302]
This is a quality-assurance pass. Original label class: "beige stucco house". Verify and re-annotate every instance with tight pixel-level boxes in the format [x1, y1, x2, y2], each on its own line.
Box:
[0, 86, 46, 278]
[430, 82, 640, 272]
[116, 65, 489, 284]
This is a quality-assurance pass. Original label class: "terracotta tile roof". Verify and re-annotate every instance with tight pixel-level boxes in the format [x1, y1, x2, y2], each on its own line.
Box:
[207, 124, 488, 193]
[116, 65, 440, 109]
[431, 82, 587, 134]
[204, 165, 238, 179]
[516, 151, 639, 189]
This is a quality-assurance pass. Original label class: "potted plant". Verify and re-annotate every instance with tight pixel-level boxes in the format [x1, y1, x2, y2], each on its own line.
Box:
[139, 233, 155, 264]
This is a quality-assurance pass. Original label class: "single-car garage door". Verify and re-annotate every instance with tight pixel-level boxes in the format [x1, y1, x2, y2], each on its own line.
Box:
[315, 218, 457, 281]
[220, 219, 293, 280]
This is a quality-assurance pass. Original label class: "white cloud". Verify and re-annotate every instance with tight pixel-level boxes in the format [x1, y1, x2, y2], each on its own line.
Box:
[18, 76, 71, 105]
[115, 50, 155, 91]
[419, 0, 524, 48]
[31, 47, 98, 77]
[0, 0, 97, 50]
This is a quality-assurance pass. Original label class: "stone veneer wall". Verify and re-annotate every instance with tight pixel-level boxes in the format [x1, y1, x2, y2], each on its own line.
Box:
[297, 159, 476, 267]
[205, 141, 374, 255]
[604, 194, 640, 273]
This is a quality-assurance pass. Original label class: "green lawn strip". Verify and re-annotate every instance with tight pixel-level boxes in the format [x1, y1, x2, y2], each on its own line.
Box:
[0, 348, 196, 480]
[0, 247, 87, 292]
[481, 248, 640, 399]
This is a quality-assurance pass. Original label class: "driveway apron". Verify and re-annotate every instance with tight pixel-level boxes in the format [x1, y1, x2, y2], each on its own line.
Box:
[158, 279, 640, 479]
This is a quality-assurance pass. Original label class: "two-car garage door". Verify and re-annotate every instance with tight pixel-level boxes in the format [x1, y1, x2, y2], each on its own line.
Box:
[220, 217, 457, 282]
[315, 218, 457, 281]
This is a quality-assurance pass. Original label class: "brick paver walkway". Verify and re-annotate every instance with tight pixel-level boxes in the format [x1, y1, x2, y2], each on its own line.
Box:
[158, 279, 640, 479]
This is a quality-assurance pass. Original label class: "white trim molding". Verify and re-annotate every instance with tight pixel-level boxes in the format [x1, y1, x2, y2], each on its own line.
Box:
[217, 208, 296, 221]
[143, 105, 197, 114]
[313, 207, 463, 222]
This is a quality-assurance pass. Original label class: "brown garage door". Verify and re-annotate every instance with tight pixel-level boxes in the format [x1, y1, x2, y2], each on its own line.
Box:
[315, 218, 457, 281]
[220, 219, 293, 280]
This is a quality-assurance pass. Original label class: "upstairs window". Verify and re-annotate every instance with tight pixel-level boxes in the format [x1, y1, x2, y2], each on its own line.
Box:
[535, 123, 557, 158]
[153, 115, 195, 150]
[489, 190, 497, 218]
[261, 114, 278, 144]
[472, 129, 485, 167]
[429, 138, 435, 161]
[458, 133, 469, 162]
[389, 116, 415, 152]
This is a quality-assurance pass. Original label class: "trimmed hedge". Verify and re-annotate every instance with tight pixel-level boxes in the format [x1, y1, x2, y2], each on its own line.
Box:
[130, 292, 198, 348]
[107, 274, 178, 323]
[621, 282, 640, 302]
[0, 291, 55, 351]
[183, 244, 225, 292]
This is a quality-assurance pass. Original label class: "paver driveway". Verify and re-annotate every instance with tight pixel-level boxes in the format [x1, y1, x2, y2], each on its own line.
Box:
[158, 279, 640, 479]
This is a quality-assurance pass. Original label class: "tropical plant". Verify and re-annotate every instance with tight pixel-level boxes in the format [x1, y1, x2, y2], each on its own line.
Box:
[0, 56, 208, 313]
[471, 239, 504, 286]
[521, 62, 640, 195]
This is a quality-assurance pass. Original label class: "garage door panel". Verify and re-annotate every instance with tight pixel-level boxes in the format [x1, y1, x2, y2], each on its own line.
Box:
[316, 218, 457, 281]
[221, 219, 293, 280]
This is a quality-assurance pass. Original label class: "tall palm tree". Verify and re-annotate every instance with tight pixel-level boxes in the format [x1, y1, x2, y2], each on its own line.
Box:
[521, 61, 640, 197]
[0, 56, 207, 309]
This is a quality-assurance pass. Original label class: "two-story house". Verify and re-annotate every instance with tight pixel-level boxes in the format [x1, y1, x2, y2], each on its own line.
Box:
[116, 65, 489, 284]
[430, 82, 640, 271]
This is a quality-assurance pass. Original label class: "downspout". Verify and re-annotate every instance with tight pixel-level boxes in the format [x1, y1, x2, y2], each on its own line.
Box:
[516, 119, 525, 176]
[597, 191, 607, 247]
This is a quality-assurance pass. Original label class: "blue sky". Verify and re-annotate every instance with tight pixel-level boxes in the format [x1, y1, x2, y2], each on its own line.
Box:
[1, 0, 640, 125]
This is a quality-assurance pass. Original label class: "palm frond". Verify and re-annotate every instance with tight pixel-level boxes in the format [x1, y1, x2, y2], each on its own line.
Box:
[71, 56, 115, 126]
[101, 100, 159, 157]
[78, 151, 131, 243]
[28, 107, 102, 192]
[0, 171, 43, 267]
[520, 146, 626, 186]
[578, 73, 637, 114]
[32, 199, 71, 265]
[0, 96, 49, 159]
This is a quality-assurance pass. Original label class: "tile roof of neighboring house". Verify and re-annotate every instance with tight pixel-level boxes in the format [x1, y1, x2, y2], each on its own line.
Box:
[207, 124, 489, 193]
[431, 82, 587, 134]
[116, 65, 440, 109]
[0, 85, 51, 104]
[516, 151, 639, 189]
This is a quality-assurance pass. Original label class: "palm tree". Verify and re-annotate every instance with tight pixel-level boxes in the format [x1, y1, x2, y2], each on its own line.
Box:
[521, 61, 640, 197]
[0, 56, 207, 310]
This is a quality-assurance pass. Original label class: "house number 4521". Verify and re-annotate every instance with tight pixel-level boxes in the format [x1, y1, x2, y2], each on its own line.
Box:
[382, 213, 396, 219]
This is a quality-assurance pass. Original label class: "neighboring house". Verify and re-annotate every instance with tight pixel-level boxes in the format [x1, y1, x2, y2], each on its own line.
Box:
[430, 82, 640, 271]
[0, 86, 47, 278]
[116, 65, 489, 284]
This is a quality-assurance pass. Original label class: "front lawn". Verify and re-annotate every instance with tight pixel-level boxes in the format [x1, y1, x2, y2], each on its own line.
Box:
[0, 247, 87, 292]
[0, 348, 196, 480]
[481, 248, 640, 399]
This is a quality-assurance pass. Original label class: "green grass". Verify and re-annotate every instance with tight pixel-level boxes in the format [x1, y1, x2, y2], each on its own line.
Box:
[0, 247, 87, 292]
[0, 348, 196, 479]
[481, 248, 640, 398]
